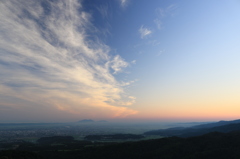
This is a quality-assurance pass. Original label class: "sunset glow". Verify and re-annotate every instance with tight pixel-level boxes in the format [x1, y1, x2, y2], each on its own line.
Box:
[0, 0, 240, 122]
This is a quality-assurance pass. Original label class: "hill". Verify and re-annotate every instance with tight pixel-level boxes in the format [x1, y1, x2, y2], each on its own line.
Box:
[71, 131, 240, 159]
[144, 119, 240, 137]
[3, 131, 240, 159]
[192, 119, 240, 129]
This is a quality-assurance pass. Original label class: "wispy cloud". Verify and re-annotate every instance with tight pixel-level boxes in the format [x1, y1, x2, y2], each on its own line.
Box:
[166, 4, 178, 14]
[119, 0, 129, 8]
[0, 0, 137, 121]
[154, 4, 178, 30]
[139, 25, 152, 39]
[131, 60, 136, 64]
[154, 19, 163, 30]
[156, 8, 166, 18]
[156, 50, 165, 57]
[148, 40, 161, 46]
[97, 5, 109, 19]
[108, 55, 129, 74]
[156, 4, 178, 18]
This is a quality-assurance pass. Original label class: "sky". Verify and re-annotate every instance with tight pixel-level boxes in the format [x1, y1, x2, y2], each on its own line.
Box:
[0, 0, 240, 123]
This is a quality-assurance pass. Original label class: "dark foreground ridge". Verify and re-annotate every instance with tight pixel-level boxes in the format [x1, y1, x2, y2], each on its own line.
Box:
[2, 131, 240, 159]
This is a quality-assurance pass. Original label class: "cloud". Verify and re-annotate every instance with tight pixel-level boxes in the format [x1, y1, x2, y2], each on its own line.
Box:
[156, 8, 166, 18]
[154, 4, 178, 30]
[156, 4, 177, 18]
[97, 5, 109, 19]
[156, 50, 165, 56]
[166, 4, 178, 14]
[154, 19, 163, 30]
[139, 25, 152, 39]
[120, 79, 137, 87]
[119, 0, 129, 8]
[0, 0, 137, 121]
[148, 40, 161, 46]
[108, 55, 129, 74]
[131, 60, 136, 64]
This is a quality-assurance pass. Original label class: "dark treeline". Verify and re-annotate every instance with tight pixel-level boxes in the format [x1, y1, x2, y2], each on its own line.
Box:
[2, 131, 240, 158]
[37, 136, 74, 145]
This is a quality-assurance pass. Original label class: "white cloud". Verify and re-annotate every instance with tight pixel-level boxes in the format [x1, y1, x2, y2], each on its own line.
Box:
[109, 55, 129, 74]
[139, 25, 152, 39]
[131, 60, 136, 64]
[120, 79, 138, 87]
[0, 0, 137, 120]
[119, 0, 129, 8]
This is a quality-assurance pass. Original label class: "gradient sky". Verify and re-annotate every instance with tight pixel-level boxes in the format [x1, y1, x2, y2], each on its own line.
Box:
[0, 0, 240, 122]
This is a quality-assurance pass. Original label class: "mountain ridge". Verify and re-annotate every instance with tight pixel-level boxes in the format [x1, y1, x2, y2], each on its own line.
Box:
[144, 119, 240, 137]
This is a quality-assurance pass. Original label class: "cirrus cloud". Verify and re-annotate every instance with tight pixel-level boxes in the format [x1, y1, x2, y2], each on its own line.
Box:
[0, 0, 137, 121]
[119, 0, 129, 8]
[139, 25, 152, 39]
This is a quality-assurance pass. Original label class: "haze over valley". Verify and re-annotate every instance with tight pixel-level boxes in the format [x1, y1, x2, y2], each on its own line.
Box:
[0, 0, 240, 158]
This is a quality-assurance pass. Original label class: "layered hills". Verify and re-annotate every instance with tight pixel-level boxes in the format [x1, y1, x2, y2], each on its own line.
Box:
[2, 119, 240, 158]
[144, 119, 240, 137]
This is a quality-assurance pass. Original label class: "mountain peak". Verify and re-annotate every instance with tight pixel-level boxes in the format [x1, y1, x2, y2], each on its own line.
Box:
[78, 119, 94, 123]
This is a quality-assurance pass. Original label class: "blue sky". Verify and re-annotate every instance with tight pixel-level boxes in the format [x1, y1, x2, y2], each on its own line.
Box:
[0, 0, 240, 122]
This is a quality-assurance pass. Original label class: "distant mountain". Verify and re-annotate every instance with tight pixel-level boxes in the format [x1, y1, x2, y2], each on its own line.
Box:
[78, 119, 94, 123]
[192, 119, 240, 129]
[144, 119, 240, 137]
[180, 122, 240, 137]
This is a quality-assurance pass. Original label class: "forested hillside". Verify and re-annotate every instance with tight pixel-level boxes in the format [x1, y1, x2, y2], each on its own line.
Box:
[2, 131, 240, 159]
